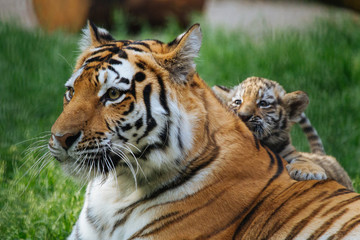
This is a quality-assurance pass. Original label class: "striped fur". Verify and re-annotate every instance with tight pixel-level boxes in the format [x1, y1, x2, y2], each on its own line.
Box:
[49, 23, 359, 239]
[212, 77, 354, 190]
[299, 112, 325, 155]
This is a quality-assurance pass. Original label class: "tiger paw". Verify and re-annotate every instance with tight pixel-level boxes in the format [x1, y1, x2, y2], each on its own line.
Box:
[286, 161, 327, 181]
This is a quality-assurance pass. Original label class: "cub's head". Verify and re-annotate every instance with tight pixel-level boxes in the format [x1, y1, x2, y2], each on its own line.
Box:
[213, 77, 309, 151]
[49, 22, 202, 182]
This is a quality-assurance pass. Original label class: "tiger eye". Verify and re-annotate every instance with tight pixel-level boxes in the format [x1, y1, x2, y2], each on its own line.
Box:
[108, 88, 121, 100]
[65, 87, 74, 101]
[234, 99, 242, 105]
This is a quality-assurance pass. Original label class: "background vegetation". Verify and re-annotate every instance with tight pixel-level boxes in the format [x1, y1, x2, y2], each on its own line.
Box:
[1, 15, 360, 239]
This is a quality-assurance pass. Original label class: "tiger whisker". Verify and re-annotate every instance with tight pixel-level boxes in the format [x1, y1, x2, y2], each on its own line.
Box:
[114, 143, 146, 180]
[107, 144, 138, 188]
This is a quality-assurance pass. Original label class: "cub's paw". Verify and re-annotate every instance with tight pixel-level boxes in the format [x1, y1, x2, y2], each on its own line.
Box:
[286, 161, 327, 181]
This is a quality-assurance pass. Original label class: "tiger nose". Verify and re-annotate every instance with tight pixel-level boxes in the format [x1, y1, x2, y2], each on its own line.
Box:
[53, 132, 81, 150]
[239, 112, 252, 122]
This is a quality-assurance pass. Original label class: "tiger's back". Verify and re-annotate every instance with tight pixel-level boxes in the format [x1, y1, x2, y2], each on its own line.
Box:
[49, 23, 360, 239]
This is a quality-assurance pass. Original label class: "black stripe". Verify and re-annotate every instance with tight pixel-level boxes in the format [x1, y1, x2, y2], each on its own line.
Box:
[89, 21, 100, 41]
[131, 41, 151, 50]
[285, 203, 328, 240]
[264, 147, 275, 169]
[282, 150, 296, 159]
[134, 143, 163, 159]
[108, 59, 122, 65]
[262, 190, 328, 239]
[99, 43, 117, 47]
[133, 189, 226, 239]
[307, 209, 348, 240]
[128, 211, 180, 238]
[330, 214, 360, 239]
[134, 120, 170, 159]
[157, 75, 170, 115]
[177, 126, 184, 151]
[322, 195, 360, 217]
[232, 189, 276, 239]
[299, 116, 307, 124]
[215, 85, 230, 92]
[119, 77, 130, 84]
[111, 214, 131, 235]
[158, 120, 169, 145]
[321, 188, 354, 201]
[125, 46, 143, 52]
[123, 102, 134, 115]
[107, 65, 120, 78]
[129, 74, 137, 100]
[307, 135, 320, 141]
[118, 50, 128, 59]
[120, 123, 132, 132]
[86, 207, 100, 230]
[136, 84, 157, 143]
[105, 120, 115, 133]
[85, 55, 108, 65]
[135, 117, 143, 130]
[303, 126, 314, 133]
[136, 61, 146, 70]
[115, 126, 129, 142]
[91, 47, 119, 56]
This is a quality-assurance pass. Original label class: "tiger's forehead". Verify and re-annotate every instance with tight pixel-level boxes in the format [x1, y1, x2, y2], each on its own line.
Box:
[234, 77, 286, 101]
[65, 55, 136, 90]
[66, 39, 161, 90]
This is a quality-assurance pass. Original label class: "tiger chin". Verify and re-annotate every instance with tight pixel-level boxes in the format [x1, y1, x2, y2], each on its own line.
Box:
[213, 77, 354, 190]
[49, 22, 360, 239]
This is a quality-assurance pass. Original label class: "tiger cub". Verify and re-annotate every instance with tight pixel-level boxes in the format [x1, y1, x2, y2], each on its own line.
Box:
[213, 77, 354, 190]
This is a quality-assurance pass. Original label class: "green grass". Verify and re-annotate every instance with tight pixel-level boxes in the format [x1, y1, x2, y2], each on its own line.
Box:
[1, 15, 360, 239]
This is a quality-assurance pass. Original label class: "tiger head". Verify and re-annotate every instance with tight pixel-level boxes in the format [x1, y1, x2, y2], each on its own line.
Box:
[49, 22, 204, 183]
[212, 77, 309, 152]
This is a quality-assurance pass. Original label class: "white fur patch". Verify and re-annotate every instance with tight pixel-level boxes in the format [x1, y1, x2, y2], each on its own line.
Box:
[65, 67, 84, 88]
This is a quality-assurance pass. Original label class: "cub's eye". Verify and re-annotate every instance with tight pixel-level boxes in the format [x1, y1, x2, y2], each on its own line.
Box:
[65, 87, 74, 101]
[107, 87, 122, 100]
[259, 100, 270, 107]
[234, 99, 242, 105]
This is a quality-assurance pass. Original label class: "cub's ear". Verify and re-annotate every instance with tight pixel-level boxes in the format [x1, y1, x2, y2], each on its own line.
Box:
[79, 21, 115, 51]
[212, 85, 234, 104]
[283, 91, 309, 122]
[154, 24, 202, 84]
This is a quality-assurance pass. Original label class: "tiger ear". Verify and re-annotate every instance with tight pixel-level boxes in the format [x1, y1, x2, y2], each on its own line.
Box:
[212, 85, 234, 104]
[79, 21, 115, 51]
[154, 24, 202, 84]
[283, 91, 309, 122]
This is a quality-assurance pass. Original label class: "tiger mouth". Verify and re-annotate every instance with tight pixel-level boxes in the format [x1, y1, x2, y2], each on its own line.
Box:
[247, 122, 265, 139]
[66, 149, 125, 174]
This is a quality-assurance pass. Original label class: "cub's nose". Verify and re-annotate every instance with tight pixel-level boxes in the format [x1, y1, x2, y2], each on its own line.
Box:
[238, 112, 252, 122]
[52, 132, 81, 150]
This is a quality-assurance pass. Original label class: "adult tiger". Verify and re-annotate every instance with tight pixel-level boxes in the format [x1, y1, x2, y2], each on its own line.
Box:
[49, 22, 360, 239]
